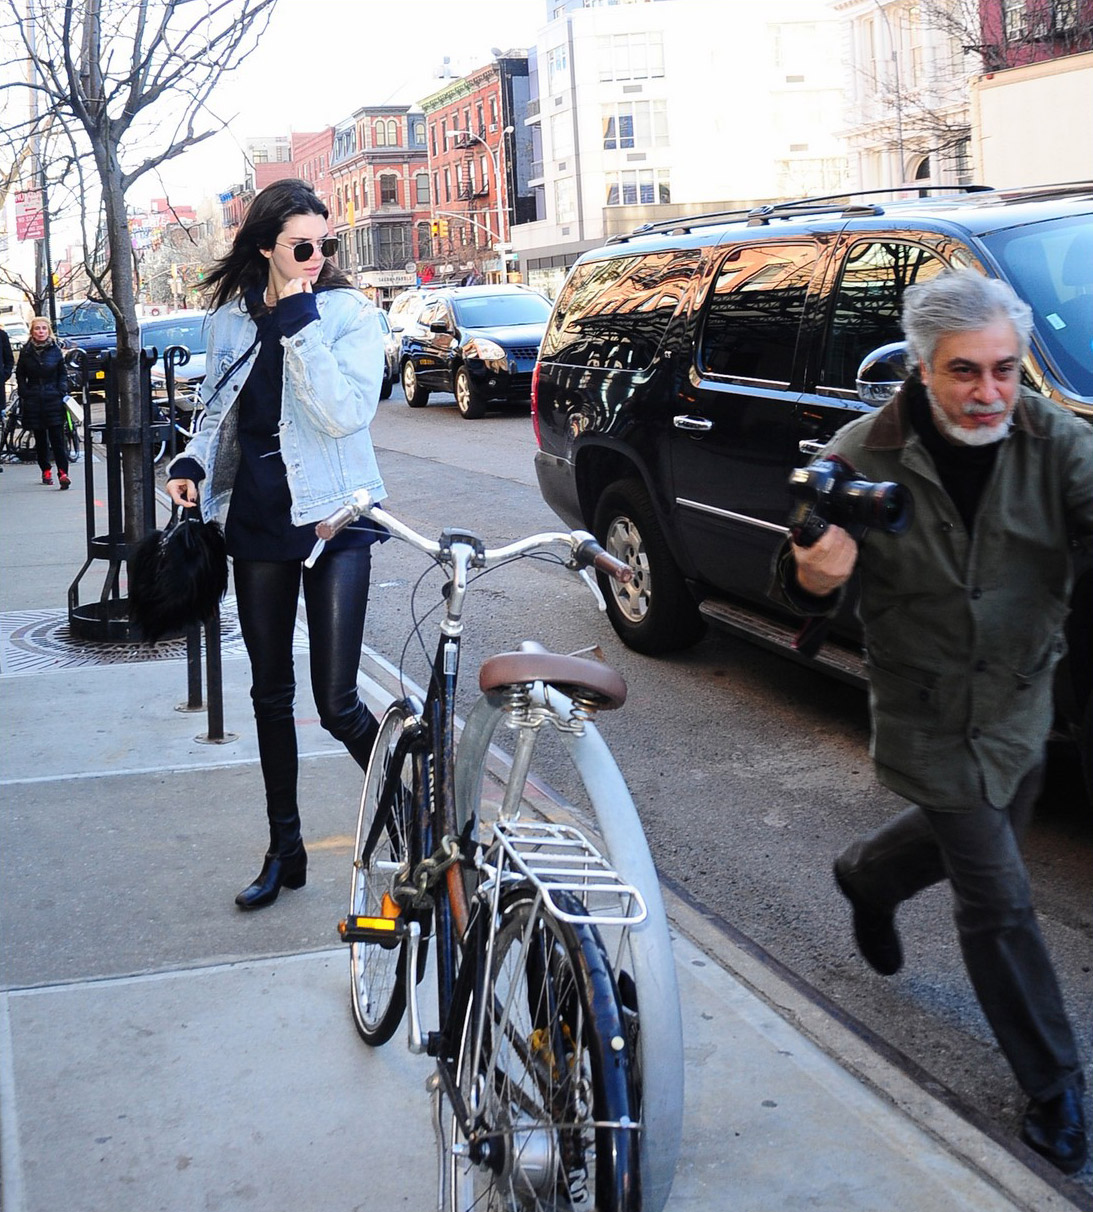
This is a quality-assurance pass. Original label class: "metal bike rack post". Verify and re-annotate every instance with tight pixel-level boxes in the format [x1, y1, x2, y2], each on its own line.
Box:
[195, 611, 237, 744]
[66, 347, 171, 642]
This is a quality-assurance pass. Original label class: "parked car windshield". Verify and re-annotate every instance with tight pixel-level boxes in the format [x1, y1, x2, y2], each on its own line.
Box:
[142, 314, 210, 354]
[452, 293, 551, 328]
[981, 215, 1093, 398]
[57, 302, 114, 337]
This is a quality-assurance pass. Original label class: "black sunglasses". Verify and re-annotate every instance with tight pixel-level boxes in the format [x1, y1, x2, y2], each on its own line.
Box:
[278, 236, 340, 262]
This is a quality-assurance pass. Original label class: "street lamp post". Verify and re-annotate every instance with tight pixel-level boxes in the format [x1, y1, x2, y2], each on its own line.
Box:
[444, 125, 514, 280]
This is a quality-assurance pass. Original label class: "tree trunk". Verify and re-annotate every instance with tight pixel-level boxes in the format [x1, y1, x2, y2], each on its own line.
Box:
[100, 163, 147, 546]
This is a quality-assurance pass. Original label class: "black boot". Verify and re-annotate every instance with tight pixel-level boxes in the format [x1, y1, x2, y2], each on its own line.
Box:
[235, 842, 308, 910]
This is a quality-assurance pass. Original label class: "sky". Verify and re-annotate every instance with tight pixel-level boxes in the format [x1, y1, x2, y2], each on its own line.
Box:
[138, 0, 549, 209]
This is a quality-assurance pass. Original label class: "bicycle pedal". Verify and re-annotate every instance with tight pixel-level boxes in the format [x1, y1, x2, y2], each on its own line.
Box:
[338, 914, 408, 946]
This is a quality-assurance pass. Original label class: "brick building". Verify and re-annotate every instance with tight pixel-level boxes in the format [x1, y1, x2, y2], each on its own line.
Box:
[420, 54, 533, 284]
[326, 105, 430, 304]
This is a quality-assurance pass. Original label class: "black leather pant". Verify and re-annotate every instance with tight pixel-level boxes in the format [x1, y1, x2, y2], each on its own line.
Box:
[233, 547, 377, 856]
[837, 764, 1081, 1102]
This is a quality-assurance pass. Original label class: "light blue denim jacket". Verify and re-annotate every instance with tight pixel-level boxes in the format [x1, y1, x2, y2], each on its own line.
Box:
[167, 288, 387, 527]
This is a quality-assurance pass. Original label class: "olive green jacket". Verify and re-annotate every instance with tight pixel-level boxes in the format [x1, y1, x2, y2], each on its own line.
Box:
[779, 386, 1093, 810]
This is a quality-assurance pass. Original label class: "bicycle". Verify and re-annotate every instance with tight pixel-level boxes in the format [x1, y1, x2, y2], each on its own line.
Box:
[0, 388, 80, 465]
[311, 490, 684, 1212]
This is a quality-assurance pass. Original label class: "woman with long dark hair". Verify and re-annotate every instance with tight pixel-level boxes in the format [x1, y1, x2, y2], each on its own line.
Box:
[166, 178, 387, 910]
[16, 316, 71, 488]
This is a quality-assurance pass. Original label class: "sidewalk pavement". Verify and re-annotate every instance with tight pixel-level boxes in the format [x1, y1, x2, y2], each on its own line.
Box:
[0, 453, 1082, 1212]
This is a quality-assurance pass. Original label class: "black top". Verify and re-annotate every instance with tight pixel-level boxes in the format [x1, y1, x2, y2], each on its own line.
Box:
[175, 286, 384, 562]
[0, 326, 13, 409]
[904, 374, 1000, 535]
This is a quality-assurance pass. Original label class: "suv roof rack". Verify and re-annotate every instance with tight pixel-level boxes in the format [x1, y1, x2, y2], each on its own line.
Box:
[608, 184, 996, 243]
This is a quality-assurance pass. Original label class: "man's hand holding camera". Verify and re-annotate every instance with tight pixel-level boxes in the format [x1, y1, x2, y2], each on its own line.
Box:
[791, 523, 859, 597]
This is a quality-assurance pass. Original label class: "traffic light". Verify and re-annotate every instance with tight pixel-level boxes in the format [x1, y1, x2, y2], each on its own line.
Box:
[439, 219, 449, 239]
[430, 220, 440, 238]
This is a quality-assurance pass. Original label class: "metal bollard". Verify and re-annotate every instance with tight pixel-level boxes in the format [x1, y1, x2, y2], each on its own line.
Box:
[195, 609, 237, 745]
[176, 624, 204, 713]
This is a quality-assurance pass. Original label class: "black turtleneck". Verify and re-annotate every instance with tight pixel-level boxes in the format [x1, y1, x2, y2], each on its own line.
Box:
[904, 376, 1002, 535]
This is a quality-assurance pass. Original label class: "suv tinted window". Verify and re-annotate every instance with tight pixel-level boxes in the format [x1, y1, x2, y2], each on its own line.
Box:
[540, 249, 698, 370]
[821, 240, 945, 391]
[698, 242, 817, 383]
[57, 302, 114, 337]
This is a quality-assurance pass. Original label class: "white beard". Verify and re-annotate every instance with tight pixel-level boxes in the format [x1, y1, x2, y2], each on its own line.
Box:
[926, 385, 1013, 447]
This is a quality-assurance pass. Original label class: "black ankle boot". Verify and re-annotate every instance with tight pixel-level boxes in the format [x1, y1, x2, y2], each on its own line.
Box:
[235, 843, 308, 910]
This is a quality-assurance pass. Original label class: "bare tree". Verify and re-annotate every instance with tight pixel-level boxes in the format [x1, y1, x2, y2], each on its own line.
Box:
[921, 0, 1093, 72]
[0, 0, 276, 550]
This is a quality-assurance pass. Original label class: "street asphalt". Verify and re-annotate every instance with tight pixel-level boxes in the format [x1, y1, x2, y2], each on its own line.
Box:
[0, 447, 1086, 1211]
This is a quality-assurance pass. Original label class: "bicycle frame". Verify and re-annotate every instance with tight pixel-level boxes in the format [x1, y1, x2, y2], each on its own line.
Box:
[329, 491, 680, 1211]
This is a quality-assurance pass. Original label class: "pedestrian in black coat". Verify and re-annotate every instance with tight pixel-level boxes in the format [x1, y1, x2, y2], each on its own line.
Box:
[15, 316, 70, 488]
[0, 324, 13, 410]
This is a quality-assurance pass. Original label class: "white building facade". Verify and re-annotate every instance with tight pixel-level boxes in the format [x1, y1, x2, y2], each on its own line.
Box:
[515, 0, 846, 296]
[830, 0, 978, 192]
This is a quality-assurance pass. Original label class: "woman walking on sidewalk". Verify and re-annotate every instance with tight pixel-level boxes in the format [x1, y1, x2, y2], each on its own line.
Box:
[15, 317, 70, 489]
[165, 178, 388, 911]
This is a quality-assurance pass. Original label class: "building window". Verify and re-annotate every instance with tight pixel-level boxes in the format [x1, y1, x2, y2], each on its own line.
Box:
[415, 174, 430, 205]
[444, 167, 452, 203]
[554, 177, 576, 224]
[417, 220, 433, 260]
[430, 123, 437, 157]
[605, 169, 671, 206]
[1002, 0, 1026, 39]
[387, 119, 399, 145]
[550, 111, 574, 160]
[412, 117, 426, 146]
[380, 174, 398, 206]
[597, 31, 665, 82]
[489, 96, 498, 128]
[374, 121, 388, 147]
[602, 100, 668, 151]
[547, 45, 569, 94]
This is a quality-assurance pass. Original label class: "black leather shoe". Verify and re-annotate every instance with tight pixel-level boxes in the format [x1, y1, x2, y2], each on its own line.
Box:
[1022, 1084, 1088, 1174]
[833, 861, 903, 976]
[235, 845, 307, 910]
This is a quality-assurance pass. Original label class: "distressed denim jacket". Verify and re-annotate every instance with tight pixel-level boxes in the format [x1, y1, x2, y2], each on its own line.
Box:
[167, 288, 387, 527]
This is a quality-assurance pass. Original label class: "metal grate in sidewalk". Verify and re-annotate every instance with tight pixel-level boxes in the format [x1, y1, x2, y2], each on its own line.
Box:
[0, 601, 250, 677]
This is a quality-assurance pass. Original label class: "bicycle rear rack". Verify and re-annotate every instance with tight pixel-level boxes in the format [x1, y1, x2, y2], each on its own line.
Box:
[486, 819, 648, 927]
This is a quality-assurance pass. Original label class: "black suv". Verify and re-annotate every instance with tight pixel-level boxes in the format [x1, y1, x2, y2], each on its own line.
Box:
[399, 284, 552, 418]
[57, 300, 117, 394]
[532, 184, 1093, 787]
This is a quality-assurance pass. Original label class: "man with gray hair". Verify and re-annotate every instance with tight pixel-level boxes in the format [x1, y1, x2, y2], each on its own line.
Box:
[778, 269, 1091, 1172]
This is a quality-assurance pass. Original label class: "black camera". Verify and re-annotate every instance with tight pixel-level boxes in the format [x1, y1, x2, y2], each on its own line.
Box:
[787, 456, 913, 548]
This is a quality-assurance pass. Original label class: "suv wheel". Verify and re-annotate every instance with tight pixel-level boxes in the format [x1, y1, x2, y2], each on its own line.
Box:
[454, 366, 486, 419]
[402, 360, 429, 408]
[380, 368, 393, 401]
[594, 479, 704, 654]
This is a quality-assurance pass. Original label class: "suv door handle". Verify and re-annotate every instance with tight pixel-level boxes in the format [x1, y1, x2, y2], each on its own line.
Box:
[798, 440, 826, 456]
[673, 415, 714, 433]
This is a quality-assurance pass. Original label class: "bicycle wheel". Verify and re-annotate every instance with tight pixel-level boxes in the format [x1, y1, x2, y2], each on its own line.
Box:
[447, 885, 639, 1212]
[454, 692, 683, 1212]
[349, 700, 418, 1046]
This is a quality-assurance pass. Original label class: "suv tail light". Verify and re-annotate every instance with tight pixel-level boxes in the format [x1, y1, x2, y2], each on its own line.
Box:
[530, 361, 542, 446]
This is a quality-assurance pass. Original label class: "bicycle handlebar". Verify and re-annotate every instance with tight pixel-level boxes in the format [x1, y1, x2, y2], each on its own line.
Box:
[308, 489, 632, 584]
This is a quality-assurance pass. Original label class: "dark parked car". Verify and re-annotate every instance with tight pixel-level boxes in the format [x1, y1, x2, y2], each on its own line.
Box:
[532, 182, 1093, 795]
[143, 311, 211, 410]
[374, 307, 397, 400]
[57, 300, 116, 394]
[399, 284, 552, 418]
